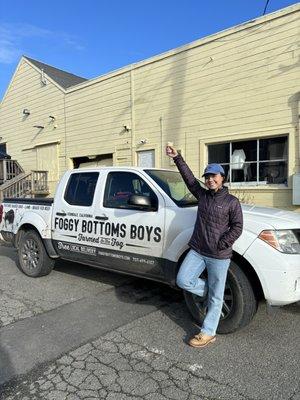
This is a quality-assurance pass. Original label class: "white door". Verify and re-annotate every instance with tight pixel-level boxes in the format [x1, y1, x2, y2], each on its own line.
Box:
[51, 169, 166, 280]
[36, 144, 59, 193]
[93, 170, 165, 279]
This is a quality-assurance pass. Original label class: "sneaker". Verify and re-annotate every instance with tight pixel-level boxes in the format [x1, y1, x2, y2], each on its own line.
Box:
[188, 333, 216, 348]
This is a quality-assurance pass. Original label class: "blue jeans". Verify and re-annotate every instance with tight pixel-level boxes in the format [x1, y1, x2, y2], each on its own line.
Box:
[177, 249, 230, 336]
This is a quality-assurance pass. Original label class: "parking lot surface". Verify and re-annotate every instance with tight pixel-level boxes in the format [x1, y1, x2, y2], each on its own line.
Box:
[0, 243, 299, 400]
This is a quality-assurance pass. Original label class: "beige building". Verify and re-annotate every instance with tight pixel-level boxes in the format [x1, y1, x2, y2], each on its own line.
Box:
[0, 4, 299, 209]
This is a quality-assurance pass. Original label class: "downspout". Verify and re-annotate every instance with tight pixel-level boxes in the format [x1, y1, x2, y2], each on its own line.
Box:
[130, 66, 136, 166]
[297, 96, 300, 174]
[292, 92, 300, 205]
[64, 94, 67, 170]
[160, 116, 163, 167]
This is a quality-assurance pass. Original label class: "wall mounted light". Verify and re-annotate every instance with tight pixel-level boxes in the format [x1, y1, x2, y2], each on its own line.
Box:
[139, 139, 148, 144]
[123, 125, 131, 132]
[23, 109, 30, 116]
[49, 115, 56, 121]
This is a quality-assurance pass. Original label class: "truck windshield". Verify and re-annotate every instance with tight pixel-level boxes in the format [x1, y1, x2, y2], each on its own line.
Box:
[145, 170, 202, 207]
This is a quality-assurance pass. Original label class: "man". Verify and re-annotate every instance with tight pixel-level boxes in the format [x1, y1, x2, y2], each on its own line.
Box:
[166, 145, 243, 348]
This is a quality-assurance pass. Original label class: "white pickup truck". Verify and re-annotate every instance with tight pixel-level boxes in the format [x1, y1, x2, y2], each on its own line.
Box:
[1, 166, 300, 333]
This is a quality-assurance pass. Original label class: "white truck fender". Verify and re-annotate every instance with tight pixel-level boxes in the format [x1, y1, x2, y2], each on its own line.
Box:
[16, 212, 58, 258]
[164, 227, 193, 262]
[232, 229, 258, 256]
[17, 212, 51, 239]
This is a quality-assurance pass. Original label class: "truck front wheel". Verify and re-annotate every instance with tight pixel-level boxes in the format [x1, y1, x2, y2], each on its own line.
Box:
[17, 230, 55, 277]
[183, 261, 257, 334]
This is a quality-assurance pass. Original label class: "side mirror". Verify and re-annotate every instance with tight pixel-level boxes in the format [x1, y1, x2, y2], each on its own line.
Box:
[128, 194, 155, 210]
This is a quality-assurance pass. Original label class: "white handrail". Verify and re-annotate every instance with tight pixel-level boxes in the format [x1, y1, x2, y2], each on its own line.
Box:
[0, 170, 49, 200]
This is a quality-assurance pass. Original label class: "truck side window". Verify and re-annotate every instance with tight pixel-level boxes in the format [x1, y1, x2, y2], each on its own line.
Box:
[64, 172, 99, 206]
[103, 172, 157, 210]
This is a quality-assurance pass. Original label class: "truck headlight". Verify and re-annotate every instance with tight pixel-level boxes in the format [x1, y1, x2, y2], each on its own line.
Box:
[259, 230, 300, 254]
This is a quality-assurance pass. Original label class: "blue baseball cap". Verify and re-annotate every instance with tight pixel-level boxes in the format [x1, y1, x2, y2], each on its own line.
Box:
[202, 163, 225, 177]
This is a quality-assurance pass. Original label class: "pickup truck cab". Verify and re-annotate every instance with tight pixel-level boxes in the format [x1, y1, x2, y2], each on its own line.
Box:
[1, 166, 300, 333]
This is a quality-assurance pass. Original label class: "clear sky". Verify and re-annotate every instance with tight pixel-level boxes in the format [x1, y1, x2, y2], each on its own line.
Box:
[0, 0, 298, 99]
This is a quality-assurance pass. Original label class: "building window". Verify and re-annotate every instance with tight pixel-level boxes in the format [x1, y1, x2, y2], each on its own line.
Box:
[207, 136, 288, 185]
[137, 150, 155, 168]
[0, 143, 7, 154]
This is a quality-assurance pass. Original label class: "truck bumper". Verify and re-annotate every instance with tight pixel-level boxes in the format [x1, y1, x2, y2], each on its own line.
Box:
[244, 238, 300, 306]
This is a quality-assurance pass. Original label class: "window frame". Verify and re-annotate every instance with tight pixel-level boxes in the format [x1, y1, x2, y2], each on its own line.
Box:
[0, 143, 7, 154]
[64, 172, 99, 207]
[206, 135, 288, 187]
[145, 169, 199, 208]
[103, 171, 159, 211]
[136, 149, 155, 168]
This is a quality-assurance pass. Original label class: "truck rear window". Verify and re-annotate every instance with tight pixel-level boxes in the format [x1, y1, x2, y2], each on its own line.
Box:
[64, 172, 99, 206]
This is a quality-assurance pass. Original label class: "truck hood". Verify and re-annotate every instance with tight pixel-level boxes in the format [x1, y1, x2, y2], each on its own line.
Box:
[242, 204, 300, 231]
[175, 204, 300, 233]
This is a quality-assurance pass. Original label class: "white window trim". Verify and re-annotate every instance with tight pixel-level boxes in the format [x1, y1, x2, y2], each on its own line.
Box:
[199, 127, 294, 189]
[136, 149, 155, 168]
[135, 146, 157, 168]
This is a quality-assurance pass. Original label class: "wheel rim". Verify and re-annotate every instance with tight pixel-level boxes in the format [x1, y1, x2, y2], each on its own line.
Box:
[221, 282, 234, 319]
[191, 281, 234, 321]
[21, 238, 40, 270]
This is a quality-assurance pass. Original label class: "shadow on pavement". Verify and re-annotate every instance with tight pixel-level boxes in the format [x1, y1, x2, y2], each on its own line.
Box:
[281, 302, 300, 315]
[2, 245, 299, 345]
[0, 340, 15, 392]
[0, 242, 17, 260]
[0, 243, 195, 341]
[55, 258, 134, 286]
[53, 259, 300, 341]
[55, 259, 196, 341]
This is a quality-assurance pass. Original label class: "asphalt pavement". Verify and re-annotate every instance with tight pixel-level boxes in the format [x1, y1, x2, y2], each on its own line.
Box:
[0, 242, 299, 400]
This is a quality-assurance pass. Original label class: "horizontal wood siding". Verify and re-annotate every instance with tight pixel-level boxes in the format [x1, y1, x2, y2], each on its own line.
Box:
[230, 188, 300, 212]
[65, 73, 132, 164]
[63, 7, 299, 208]
[0, 60, 66, 194]
[132, 12, 299, 173]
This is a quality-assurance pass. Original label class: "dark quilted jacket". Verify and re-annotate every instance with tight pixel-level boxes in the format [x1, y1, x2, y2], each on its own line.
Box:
[174, 154, 243, 259]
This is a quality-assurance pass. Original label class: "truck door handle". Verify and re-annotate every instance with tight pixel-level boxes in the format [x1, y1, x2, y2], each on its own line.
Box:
[56, 212, 67, 216]
[95, 215, 109, 221]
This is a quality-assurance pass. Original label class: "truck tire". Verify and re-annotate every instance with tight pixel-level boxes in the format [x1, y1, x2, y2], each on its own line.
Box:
[17, 230, 55, 277]
[183, 261, 257, 334]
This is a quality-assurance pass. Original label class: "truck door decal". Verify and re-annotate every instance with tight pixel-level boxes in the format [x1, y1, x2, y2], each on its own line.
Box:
[4, 209, 15, 228]
[54, 216, 162, 251]
[52, 239, 166, 278]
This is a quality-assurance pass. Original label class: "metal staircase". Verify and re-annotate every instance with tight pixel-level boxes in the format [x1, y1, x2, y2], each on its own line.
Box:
[0, 160, 49, 201]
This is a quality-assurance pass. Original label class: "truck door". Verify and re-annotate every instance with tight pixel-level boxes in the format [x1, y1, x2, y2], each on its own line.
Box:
[51, 171, 99, 264]
[93, 170, 165, 279]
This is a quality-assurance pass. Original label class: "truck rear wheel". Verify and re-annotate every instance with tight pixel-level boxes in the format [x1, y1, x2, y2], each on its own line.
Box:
[17, 230, 55, 277]
[183, 261, 257, 334]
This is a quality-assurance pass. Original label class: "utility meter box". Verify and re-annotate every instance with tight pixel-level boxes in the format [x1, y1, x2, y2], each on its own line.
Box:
[292, 174, 300, 205]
